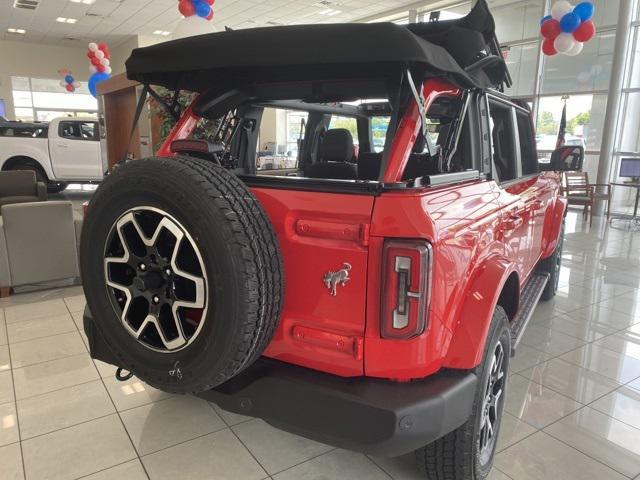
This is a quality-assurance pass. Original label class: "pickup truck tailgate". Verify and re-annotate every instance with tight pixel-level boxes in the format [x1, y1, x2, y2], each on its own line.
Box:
[249, 186, 375, 376]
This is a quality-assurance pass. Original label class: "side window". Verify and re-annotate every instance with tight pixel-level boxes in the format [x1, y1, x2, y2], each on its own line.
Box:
[488, 99, 517, 182]
[370, 116, 390, 153]
[59, 121, 97, 141]
[328, 115, 359, 148]
[256, 108, 308, 172]
[516, 110, 538, 175]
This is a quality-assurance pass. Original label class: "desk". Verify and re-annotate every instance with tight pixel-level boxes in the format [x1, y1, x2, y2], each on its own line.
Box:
[611, 182, 640, 224]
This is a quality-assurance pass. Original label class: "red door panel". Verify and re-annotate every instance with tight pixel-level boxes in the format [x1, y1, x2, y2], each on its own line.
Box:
[250, 187, 375, 377]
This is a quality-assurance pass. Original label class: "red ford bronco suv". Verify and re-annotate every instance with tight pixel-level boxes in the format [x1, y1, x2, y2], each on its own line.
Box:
[81, 1, 575, 478]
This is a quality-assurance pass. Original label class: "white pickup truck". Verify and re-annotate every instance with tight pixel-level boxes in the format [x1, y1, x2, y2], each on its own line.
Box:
[0, 117, 104, 193]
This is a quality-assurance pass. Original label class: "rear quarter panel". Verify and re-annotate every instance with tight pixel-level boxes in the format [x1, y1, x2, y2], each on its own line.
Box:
[365, 179, 510, 379]
[0, 137, 53, 178]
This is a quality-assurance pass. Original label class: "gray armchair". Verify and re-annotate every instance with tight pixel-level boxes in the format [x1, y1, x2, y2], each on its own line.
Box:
[0, 201, 81, 297]
[0, 170, 48, 209]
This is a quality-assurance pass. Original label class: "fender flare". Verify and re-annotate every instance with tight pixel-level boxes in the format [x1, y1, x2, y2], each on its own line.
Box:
[541, 196, 568, 259]
[442, 255, 517, 370]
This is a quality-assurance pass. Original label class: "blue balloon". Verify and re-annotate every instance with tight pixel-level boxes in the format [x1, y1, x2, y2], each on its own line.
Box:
[540, 15, 552, 26]
[194, 0, 211, 18]
[88, 72, 110, 98]
[560, 12, 581, 33]
[64, 74, 74, 84]
[574, 2, 595, 21]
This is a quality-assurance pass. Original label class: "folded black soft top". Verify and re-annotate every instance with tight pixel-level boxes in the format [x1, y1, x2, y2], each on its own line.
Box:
[126, 0, 508, 92]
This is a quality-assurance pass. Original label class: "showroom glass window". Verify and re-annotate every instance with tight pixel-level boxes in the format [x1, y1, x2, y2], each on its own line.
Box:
[11, 76, 97, 122]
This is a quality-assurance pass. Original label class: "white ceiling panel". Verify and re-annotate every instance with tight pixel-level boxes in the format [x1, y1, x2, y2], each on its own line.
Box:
[1, 0, 428, 47]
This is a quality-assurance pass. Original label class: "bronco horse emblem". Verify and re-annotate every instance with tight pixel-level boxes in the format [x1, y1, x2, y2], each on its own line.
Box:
[323, 263, 352, 296]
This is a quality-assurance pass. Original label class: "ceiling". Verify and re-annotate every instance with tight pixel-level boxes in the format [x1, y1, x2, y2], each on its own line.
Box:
[0, 0, 427, 47]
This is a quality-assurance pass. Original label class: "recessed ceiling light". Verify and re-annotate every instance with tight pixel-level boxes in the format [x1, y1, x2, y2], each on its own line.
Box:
[56, 17, 78, 23]
[153, 30, 171, 36]
[13, 0, 39, 10]
[70, 0, 96, 4]
[7, 28, 27, 34]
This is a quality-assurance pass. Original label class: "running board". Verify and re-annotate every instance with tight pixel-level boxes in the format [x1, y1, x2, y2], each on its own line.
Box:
[510, 272, 549, 356]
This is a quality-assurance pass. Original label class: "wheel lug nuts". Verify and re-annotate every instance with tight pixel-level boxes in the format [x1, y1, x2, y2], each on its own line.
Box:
[152, 295, 160, 304]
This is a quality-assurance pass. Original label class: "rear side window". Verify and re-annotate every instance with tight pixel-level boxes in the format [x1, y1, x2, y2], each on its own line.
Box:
[59, 121, 98, 141]
[516, 110, 538, 175]
[488, 99, 517, 182]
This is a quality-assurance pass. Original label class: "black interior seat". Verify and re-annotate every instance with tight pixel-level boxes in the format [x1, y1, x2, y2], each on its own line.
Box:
[358, 152, 382, 180]
[306, 129, 358, 180]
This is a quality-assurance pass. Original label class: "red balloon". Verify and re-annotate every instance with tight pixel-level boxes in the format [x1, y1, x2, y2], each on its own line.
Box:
[90, 56, 101, 66]
[542, 38, 557, 56]
[178, 0, 195, 16]
[540, 19, 562, 40]
[97, 64, 106, 73]
[206, 9, 214, 20]
[86, 50, 95, 59]
[205, 0, 214, 4]
[65, 84, 74, 92]
[573, 20, 596, 42]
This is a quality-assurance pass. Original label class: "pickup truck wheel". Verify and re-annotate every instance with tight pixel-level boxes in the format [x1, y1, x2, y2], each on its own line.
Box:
[80, 156, 284, 394]
[415, 307, 510, 480]
[538, 220, 565, 301]
[47, 182, 68, 194]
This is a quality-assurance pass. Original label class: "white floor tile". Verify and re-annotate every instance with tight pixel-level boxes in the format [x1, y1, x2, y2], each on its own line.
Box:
[504, 375, 582, 429]
[12, 354, 99, 400]
[272, 449, 389, 480]
[0, 442, 24, 480]
[6, 313, 76, 344]
[9, 331, 86, 368]
[21, 414, 136, 480]
[560, 344, 640, 383]
[63, 294, 85, 313]
[0, 371, 14, 404]
[211, 402, 253, 426]
[81, 459, 148, 480]
[0, 402, 19, 447]
[0, 345, 10, 371]
[495, 431, 627, 480]
[369, 453, 423, 480]
[3, 299, 69, 324]
[142, 428, 266, 480]
[518, 358, 622, 403]
[233, 419, 333, 474]
[544, 407, 640, 478]
[120, 396, 226, 455]
[17, 380, 114, 439]
[509, 345, 551, 373]
[103, 375, 173, 412]
[496, 412, 537, 453]
[0, 313, 6, 346]
[590, 387, 640, 430]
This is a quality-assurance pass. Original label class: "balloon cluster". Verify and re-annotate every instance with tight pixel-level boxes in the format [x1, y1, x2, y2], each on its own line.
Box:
[86, 42, 112, 98]
[58, 69, 80, 93]
[178, 0, 215, 20]
[540, 1, 596, 56]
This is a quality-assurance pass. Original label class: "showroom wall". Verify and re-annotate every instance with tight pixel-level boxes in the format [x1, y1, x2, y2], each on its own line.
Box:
[0, 40, 90, 120]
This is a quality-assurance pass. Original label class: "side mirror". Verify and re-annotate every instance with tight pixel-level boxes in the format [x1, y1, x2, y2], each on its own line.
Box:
[539, 145, 584, 172]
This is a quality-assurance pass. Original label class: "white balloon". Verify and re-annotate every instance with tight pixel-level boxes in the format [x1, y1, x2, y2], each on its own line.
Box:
[554, 33, 575, 54]
[105, 66, 112, 75]
[89, 65, 98, 73]
[88, 42, 98, 52]
[551, 1, 573, 20]
[101, 58, 110, 66]
[566, 41, 584, 56]
[95, 50, 105, 60]
[72, 81, 81, 88]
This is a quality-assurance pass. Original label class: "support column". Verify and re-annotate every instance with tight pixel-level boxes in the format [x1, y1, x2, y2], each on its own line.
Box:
[595, 0, 634, 212]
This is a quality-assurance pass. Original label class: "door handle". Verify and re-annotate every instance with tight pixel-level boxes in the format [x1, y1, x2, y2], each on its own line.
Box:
[502, 216, 523, 232]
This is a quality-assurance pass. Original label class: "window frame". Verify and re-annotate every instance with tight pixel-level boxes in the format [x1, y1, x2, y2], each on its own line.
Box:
[58, 120, 99, 142]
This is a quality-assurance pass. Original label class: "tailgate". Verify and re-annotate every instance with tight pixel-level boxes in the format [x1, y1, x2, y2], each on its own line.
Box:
[250, 186, 375, 376]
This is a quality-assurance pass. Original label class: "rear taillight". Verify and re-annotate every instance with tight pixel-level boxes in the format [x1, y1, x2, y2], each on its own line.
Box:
[381, 240, 432, 339]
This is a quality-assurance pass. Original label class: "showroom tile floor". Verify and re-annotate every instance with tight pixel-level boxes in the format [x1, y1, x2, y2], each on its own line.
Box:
[2, 211, 640, 480]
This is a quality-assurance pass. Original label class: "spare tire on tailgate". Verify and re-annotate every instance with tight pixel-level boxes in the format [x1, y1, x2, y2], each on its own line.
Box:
[80, 156, 284, 394]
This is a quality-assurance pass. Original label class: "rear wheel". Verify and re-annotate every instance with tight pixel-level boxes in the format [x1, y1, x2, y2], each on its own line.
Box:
[81, 156, 284, 394]
[415, 307, 510, 480]
[7, 162, 67, 193]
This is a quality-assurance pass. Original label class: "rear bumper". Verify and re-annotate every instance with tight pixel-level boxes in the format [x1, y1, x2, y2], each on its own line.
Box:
[83, 307, 477, 457]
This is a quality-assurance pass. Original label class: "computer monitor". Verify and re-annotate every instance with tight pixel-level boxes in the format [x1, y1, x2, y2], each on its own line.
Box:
[620, 158, 640, 181]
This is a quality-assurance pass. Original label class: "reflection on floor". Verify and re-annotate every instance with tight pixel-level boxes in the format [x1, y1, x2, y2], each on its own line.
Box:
[1, 211, 640, 480]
